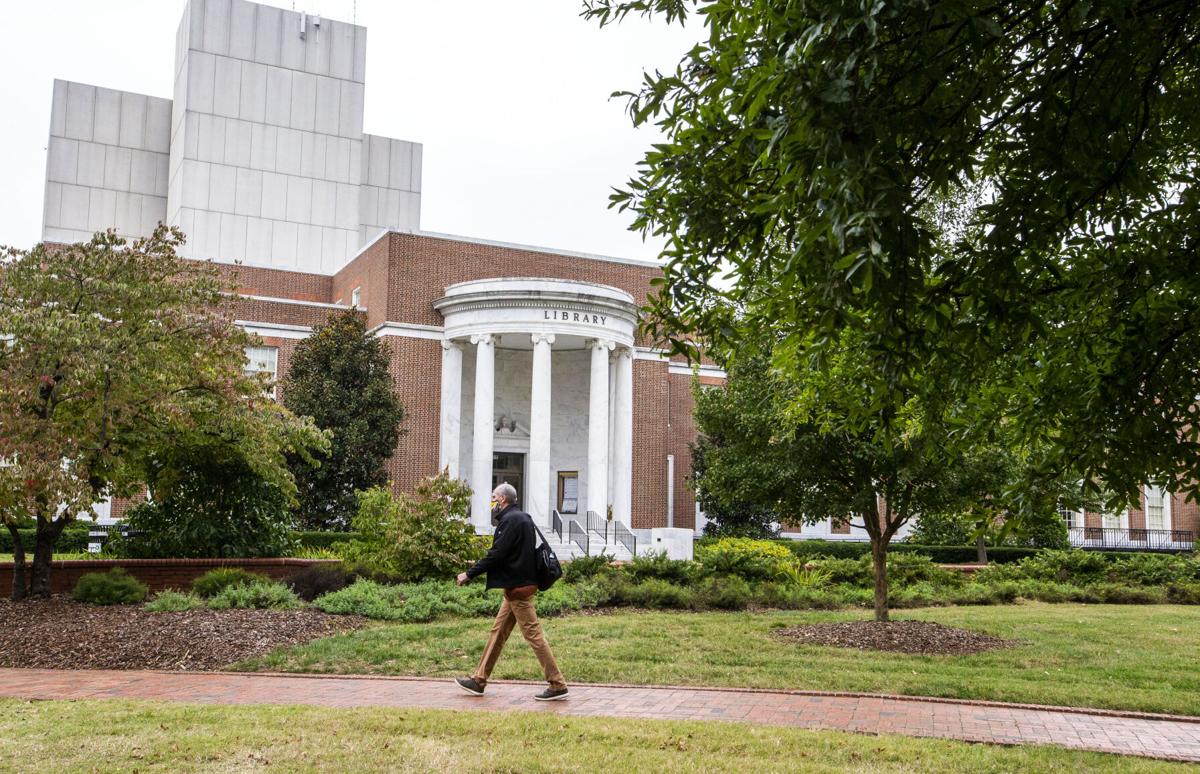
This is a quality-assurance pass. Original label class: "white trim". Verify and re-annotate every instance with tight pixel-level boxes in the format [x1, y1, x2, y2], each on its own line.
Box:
[370, 322, 445, 341]
[411, 229, 665, 269]
[1144, 484, 1172, 532]
[239, 293, 349, 310]
[668, 362, 727, 379]
[633, 347, 671, 362]
[236, 320, 313, 340]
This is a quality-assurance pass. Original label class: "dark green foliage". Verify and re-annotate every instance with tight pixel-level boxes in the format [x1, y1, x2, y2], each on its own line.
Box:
[292, 531, 362, 550]
[207, 580, 302, 610]
[191, 568, 270, 599]
[696, 575, 752, 609]
[561, 553, 613, 584]
[0, 525, 89, 554]
[1166, 582, 1200, 605]
[120, 442, 297, 559]
[622, 551, 700, 584]
[285, 564, 354, 602]
[282, 309, 406, 530]
[619, 578, 697, 609]
[1110, 553, 1200, 586]
[71, 568, 148, 605]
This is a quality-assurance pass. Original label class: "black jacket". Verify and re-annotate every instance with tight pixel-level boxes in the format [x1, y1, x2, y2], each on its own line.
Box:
[465, 504, 539, 590]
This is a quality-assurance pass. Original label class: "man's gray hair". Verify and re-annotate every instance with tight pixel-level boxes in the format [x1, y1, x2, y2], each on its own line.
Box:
[494, 482, 518, 504]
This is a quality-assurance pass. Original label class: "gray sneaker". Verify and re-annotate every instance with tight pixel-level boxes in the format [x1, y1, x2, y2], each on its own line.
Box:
[534, 687, 569, 701]
[455, 677, 484, 696]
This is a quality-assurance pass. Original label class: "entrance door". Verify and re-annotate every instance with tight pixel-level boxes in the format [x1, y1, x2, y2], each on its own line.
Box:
[492, 452, 525, 503]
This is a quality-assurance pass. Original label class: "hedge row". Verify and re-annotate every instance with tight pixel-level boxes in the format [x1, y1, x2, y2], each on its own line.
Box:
[293, 531, 361, 549]
[760, 539, 1188, 565]
[0, 525, 90, 553]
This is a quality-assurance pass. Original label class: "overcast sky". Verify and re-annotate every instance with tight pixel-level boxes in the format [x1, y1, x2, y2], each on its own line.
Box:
[0, 0, 699, 260]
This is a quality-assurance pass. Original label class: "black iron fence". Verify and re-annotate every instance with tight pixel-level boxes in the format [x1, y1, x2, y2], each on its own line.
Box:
[568, 518, 589, 556]
[586, 510, 608, 544]
[1068, 527, 1194, 552]
[552, 510, 563, 542]
[612, 519, 637, 558]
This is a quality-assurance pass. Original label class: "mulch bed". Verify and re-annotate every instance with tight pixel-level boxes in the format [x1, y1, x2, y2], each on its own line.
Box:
[772, 620, 1017, 655]
[0, 596, 365, 671]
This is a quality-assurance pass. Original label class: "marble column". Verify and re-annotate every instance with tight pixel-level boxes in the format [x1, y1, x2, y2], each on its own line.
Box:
[527, 332, 554, 526]
[586, 338, 615, 517]
[438, 338, 463, 478]
[470, 333, 496, 531]
[613, 346, 634, 524]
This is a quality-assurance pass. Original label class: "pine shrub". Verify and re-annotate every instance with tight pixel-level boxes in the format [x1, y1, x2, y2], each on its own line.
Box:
[191, 567, 270, 598]
[145, 590, 204, 612]
[207, 580, 302, 609]
[71, 568, 148, 605]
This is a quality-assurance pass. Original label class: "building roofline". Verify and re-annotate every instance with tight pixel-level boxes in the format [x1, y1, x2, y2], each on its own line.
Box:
[400, 229, 666, 270]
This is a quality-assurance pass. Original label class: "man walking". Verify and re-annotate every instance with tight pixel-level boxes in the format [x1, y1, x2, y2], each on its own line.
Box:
[455, 482, 568, 701]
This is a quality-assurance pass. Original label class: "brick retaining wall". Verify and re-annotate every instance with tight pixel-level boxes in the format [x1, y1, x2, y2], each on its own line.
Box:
[0, 558, 340, 595]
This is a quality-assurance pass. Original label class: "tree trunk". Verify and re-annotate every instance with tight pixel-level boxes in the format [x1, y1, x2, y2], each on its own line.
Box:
[28, 514, 68, 598]
[7, 523, 27, 601]
[975, 531, 988, 564]
[870, 534, 889, 622]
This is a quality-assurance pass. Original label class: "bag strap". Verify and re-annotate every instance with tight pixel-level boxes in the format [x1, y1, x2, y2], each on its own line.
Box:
[532, 523, 555, 552]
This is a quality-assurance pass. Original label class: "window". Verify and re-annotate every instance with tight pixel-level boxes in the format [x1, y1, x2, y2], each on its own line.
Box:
[351, 287, 362, 308]
[1145, 485, 1170, 531]
[1058, 506, 1080, 529]
[244, 345, 279, 398]
[1101, 509, 1122, 530]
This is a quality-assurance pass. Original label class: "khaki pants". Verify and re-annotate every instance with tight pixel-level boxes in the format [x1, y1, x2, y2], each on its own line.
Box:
[471, 586, 566, 690]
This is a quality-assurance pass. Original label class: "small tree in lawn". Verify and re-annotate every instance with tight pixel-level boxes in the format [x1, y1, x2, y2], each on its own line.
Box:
[0, 227, 328, 599]
[282, 308, 405, 530]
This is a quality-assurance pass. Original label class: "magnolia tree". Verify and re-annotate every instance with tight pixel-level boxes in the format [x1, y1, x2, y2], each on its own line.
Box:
[0, 227, 328, 599]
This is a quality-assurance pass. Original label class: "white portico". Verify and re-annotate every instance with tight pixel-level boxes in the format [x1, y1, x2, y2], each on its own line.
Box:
[434, 279, 638, 532]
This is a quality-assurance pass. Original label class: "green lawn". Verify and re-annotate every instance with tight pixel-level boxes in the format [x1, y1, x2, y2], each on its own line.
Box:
[237, 603, 1200, 716]
[0, 698, 1187, 773]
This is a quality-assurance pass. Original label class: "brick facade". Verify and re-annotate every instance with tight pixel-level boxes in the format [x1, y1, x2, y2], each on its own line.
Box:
[0, 558, 337, 595]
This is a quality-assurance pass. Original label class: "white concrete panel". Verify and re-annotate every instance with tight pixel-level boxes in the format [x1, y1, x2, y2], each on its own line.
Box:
[186, 51, 217, 114]
[260, 172, 287, 220]
[324, 136, 350, 183]
[64, 82, 95, 141]
[411, 143, 423, 192]
[129, 150, 157, 194]
[234, 167, 263, 217]
[329, 22, 355, 80]
[192, 208, 221, 257]
[366, 134, 388, 187]
[285, 176, 313, 223]
[46, 138, 78, 184]
[146, 96, 172, 153]
[245, 217, 272, 262]
[213, 56, 242, 118]
[154, 152, 170, 197]
[223, 118, 252, 168]
[279, 10, 305, 70]
[59, 184, 91, 231]
[201, 0, 231, 56]
[42, 227, 93, 245]
[209, 163, 237, 212]
[43, 182, 63, 228]
[103, 146, 133, 191]
[197, 113, 224, 163]
[311, 179, 335, 227]
[289, 71, 317, 132]
[50, 80, 68, 137]
[338, 81, 364, 139]
[353, 25, 367, 83]
[76, 142, 106, 188]
[274, 127, 302, 175]
[299, 132, 326, 179]
[187, 0, 207, 51]
[181, 160, 210, 209]
[383, 187, 401, 227]
[298, 223, 323, 271]
[271, 219, 298, 264]
[253, 3, 282, 66]
[228, 0, 257, 59]
[174, 207, 195, 246]
[87, 188, 117, 231]
[358, 185, 379, 228]
[219, 212, 247, 257]
[92, 88, 121, 145]
[348, 139, 362, 187]
[182, 112, 200, 159]
[140, 195, 167, 236]
[402, 190, 420, 229]
[320, 227, 342, 271]
[314, 76, 340, 135]
[334, 182, 357, 229]
[238, 61, 267, 123]
[387, 141, 411, 192]
[249, 122, 276, 171]
[263, 66, 291, 126]
[304, 21, 333, 76]
[115, 191, 141, 234]
[118, 92, 148, 149]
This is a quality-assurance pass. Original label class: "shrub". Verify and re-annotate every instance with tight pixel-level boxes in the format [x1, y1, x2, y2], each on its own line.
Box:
[291, 547, 343, 560]
[342, 475, 484, 582]
[313, 579, 504, 622]
[0, 524, 91, 554]
[622, 551, 700, 584]
[292, 531, 362, 550]
[806, 557, 871, 586]
[191, 568, 270, 598]
[696, 575, 752, 609]
[1089, 583, 1166, 605]
[621, 578, 697, 609]
[1016, 550, 1110, 583]
[314, 579, 409, 619]
[208, 580, 302, 610]
[286, 564, 353, 602]
[775, 563, 831, 588]
[697, 538, 794, 580]
[1166, 581, 1200, 604]
[885, 552, 961, 587]
[562, 553, 613, 583]
[71, 568, 148, 605]
[145, 590, 204, 612]
[1110, 553, 1198, 586]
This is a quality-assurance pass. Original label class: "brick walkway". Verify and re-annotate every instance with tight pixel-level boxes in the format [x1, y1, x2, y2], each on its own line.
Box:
[2, 669, 1199, 763]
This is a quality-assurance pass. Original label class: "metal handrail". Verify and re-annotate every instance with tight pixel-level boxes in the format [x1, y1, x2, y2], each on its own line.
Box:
[586, 510, 608, 544]
[568, 519, 589, 556]
[612, 519, 636, 557]
[552, 510, 563, 542]
[1068, 526, 1194, 552]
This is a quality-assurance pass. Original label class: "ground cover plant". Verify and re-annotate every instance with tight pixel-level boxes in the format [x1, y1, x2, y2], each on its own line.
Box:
[240, 603, 1200, 716]
[1, 699, 1182, 774]
[71, 568, 148, 606]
